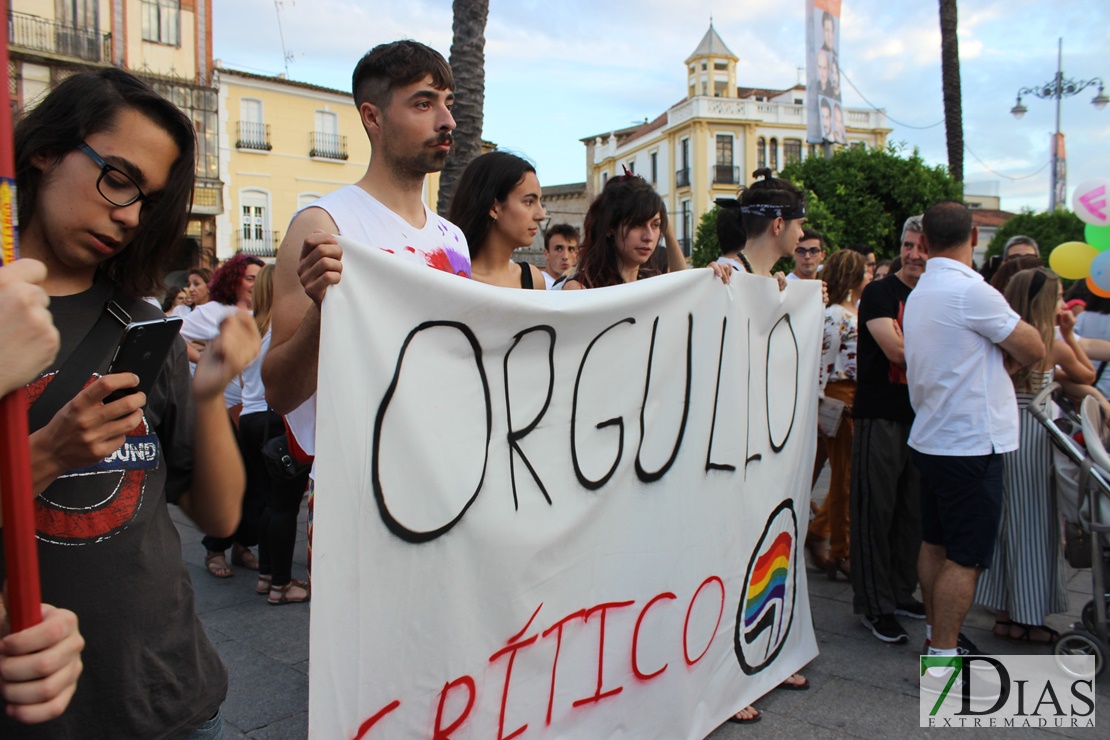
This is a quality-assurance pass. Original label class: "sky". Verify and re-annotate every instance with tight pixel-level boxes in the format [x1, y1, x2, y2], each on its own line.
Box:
[213, 0, 1110, 215]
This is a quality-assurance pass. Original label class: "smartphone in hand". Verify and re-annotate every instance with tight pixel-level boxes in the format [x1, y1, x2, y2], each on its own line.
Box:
[104, 317, 183, 403]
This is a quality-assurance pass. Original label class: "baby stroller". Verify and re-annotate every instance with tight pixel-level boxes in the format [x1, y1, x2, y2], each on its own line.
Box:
[1028, 383, 1110, 677]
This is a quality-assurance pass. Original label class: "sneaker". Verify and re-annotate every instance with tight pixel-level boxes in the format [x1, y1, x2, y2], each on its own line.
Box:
[923, 632, 990, 656]
[894, 600, 927, 620]
[862, 614, 909, 644]
[956, 633, 988, 656]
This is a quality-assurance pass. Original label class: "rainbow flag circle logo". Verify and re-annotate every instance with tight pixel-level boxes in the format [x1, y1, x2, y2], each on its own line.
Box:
[734, 499, 798, 674]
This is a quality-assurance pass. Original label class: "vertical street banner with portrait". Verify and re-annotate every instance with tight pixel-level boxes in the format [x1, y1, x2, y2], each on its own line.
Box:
[308, 238, 823, 739]
[806, 0, 847, 146]
[1053, 133, 1067, 209]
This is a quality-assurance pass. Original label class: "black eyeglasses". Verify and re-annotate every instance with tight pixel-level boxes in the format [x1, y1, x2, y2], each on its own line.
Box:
[78, 142, 154, 221]
[794, 246, 823, 257]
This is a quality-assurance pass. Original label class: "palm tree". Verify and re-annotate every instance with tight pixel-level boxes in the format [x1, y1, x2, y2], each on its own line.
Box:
[939, 0, 963, 185]
[436, 0, 489, 216]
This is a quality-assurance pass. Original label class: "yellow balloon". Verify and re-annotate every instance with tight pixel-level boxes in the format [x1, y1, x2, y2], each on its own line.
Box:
[1049, 241, 1099, 280]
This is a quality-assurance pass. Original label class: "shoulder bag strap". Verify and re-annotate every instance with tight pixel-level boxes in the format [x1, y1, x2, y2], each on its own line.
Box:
[27, 294, 131, 433]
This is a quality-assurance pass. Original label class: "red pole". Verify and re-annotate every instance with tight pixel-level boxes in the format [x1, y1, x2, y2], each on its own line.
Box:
[0, 0, 44, 632]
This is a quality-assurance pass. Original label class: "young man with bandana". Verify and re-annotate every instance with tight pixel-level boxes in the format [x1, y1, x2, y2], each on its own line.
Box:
[722, 169, 811, 726]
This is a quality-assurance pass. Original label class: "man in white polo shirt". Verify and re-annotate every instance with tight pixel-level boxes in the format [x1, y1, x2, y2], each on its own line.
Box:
[903, 200, 1045, 657]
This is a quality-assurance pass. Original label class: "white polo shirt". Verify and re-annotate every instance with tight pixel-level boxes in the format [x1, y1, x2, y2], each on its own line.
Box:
[904, 257, 1021, 456]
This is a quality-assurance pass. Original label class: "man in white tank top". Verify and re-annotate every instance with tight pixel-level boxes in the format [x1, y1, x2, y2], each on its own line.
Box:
[262, 41, 470, 571]
[263, 40, 469, 454]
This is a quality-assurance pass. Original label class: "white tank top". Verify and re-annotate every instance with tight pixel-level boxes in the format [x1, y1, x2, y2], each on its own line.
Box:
[284, 185, 470, 458]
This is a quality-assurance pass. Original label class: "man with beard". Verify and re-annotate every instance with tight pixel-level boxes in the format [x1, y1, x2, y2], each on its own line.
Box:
[850, 215, 930, 644]
[263, 41, 471, 564]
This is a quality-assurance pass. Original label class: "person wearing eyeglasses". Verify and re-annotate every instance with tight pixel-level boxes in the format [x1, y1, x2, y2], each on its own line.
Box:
[1, 68, 259, 738]
[786, 228, 826, 282]
[1001, 235, 1039, 262]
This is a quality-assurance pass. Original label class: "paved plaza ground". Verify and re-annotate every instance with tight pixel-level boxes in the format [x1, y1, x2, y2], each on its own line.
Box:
[175, 475, 1107, 738]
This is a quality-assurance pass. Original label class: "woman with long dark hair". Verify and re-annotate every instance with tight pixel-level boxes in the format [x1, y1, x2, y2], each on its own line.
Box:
[448, 151, 547, 289]
[561, 174, 727, 290]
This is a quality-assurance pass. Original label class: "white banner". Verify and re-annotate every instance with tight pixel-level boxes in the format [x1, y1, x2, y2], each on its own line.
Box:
[310, 238, 823, 739]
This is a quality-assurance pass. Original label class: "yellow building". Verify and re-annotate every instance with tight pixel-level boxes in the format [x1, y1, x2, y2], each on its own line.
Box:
[216, 67, 368, 259]
[583, 23, 891, 253]
[216, 66, 461, 259]
[8, 0, 222, 264]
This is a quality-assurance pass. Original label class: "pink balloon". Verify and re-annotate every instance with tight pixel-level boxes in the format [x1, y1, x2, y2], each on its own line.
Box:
[1073, 178, 1110, 227]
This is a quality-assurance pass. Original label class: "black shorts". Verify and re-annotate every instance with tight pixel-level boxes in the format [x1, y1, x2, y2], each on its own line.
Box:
[912, 450, 1003, 569]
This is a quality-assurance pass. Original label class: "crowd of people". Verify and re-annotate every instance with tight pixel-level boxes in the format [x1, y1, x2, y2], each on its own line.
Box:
[0, 36, 1094, 737]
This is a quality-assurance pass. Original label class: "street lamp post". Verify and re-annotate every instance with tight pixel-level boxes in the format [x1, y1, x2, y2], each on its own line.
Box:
[1010, 37, 1107, 211]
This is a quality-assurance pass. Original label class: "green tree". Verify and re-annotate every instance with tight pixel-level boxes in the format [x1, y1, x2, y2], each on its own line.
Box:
[780, 143, 961, 258]
[691, 207, 720, 268]
[985, 209, 1086, 261]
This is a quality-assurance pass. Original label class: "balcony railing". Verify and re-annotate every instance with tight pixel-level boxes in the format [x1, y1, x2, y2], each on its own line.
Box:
[9, 11, 106, 63]
[675, 168, 691, 188]
[713, 165, 739, 184]
[309, 131, 347, 160]
[236, 121, 271, 151]
[236, 229, 282, 258]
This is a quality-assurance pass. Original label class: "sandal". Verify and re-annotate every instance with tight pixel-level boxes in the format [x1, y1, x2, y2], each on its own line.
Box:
[777, 673, 810, 691]
[256, 574, 272, 595]
[727, 706, 762, 724]
[205, 551, 232, 578]
[826, 557, 850, 581]
[992, 619, 1015, 639]
[805, 535, 830, 571]
[1007, 623, 1059, 645]
[269, 579, 310, 606]
[232, 544, 260, 571]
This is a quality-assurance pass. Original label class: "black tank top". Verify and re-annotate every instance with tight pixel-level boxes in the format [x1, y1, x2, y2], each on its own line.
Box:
[517, 261, 534, 289]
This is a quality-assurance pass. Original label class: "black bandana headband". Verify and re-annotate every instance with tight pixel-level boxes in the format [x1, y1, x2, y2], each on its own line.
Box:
[1027, 269, 1048, 301]
[739, 201, 807, 220]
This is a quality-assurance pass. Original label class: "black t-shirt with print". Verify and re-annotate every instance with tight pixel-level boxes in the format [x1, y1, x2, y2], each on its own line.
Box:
[852, 274, 915, 423]
[0, 274, 226, 739]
